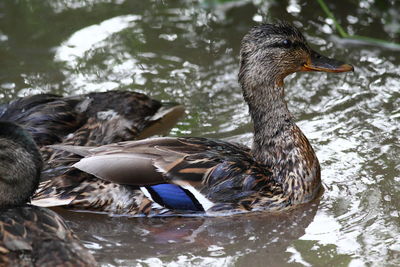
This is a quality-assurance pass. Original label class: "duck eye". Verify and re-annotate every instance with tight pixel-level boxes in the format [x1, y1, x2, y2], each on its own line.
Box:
[282, 39, 292, 48]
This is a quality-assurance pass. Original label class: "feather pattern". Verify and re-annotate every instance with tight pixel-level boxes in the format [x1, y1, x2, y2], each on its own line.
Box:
[0, 90, 184, 168]
[33, 137, 284, 216]
[0, 205, 97, 267]
[144, 184, 205, 211]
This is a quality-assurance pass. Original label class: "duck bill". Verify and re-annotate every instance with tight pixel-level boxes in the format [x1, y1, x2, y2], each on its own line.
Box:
[301, 50, 354, 73]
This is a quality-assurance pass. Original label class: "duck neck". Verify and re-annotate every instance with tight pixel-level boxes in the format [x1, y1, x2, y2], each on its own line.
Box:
[244, 84, 294, 165]
[243, 83, 322, 204]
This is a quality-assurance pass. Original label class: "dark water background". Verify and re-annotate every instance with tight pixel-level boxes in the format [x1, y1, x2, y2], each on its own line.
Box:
[0, 0, 399, 266]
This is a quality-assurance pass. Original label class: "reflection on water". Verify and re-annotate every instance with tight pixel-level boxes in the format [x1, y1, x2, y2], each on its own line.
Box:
[56, 201, 319, 266]
[0, 0, 399, 266]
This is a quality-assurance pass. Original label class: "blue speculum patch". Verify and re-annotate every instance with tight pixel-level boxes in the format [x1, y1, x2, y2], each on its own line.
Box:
[147, 184, 204, 211]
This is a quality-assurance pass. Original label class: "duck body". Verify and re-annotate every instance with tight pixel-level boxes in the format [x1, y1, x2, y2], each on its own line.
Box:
[0, 121, 97, 266]
[34, 136, 319, 216]
[32, 22, 353, 216]
[0, 90, 184, 164]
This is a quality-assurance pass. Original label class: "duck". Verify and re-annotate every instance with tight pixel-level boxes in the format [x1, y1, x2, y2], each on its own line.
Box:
[0, 90, 184, 165]
[0, 121, 97, 266]
[32, 22, 353, 216]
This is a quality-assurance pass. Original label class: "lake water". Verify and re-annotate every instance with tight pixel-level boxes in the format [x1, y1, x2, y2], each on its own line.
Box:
[0, 0, 399, 266]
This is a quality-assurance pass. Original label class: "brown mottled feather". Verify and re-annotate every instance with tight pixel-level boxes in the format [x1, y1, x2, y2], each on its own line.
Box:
[0, 90, 184, 170]
[0, 206, 97, 267]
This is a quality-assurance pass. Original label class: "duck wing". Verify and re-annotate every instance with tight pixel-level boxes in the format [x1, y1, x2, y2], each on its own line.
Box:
[50, 137, 253, 186]
[38, 137, 276, 214]
[50, 138, 222, 186]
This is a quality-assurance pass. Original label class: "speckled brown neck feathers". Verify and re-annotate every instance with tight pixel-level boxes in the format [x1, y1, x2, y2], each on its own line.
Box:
[240, 80, 321, 203]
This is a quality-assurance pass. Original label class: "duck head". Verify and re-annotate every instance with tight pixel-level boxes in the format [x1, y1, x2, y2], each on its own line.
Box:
[239, 22, 353, 91]
[0, 121, 42, 208]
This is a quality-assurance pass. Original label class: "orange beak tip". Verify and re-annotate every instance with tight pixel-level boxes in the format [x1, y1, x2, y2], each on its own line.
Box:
[340, 64, 354, 72]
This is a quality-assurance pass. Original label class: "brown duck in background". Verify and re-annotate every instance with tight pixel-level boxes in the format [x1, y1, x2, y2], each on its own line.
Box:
[0, 121, 96, 266]
[0, 90, 184, 166]
[32, 23, 353, 216]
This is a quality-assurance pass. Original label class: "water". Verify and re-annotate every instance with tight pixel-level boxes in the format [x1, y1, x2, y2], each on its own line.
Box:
[1, 0, 399, 266]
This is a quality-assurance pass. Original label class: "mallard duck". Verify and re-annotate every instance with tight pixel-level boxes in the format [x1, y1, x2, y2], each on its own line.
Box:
[0, 90, 184, 164]
[32, 23, 353, 216]
[0, 121, 97, 266]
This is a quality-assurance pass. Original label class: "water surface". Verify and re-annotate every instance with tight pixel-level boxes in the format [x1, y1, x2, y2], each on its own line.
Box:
[0, 0, 399, 266]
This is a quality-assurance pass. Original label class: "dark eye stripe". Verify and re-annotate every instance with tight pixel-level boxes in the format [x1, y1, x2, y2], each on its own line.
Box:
[266, 41, 307, 50]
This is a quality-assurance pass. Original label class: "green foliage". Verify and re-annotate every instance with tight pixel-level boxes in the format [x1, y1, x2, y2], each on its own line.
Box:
[316, 0, 400, 49]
